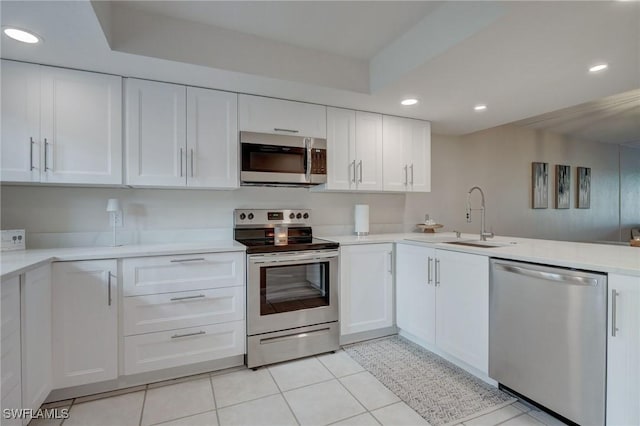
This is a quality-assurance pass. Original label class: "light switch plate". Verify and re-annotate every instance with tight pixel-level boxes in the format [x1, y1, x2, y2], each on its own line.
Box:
[1, 229, 26, 251]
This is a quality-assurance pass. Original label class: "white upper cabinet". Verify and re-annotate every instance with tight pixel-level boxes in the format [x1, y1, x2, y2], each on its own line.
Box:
[326, 107, 356, 190]
[1, 60, 122, 185]
[125, 78, 187, 187]
[382, 116, 431, 192]
[186, 87, 238, 189]
[238, 94, 326, 138]
[323, 108, 382, 192]
[1, 60, 40, 182]
[126, 80, 239, 189]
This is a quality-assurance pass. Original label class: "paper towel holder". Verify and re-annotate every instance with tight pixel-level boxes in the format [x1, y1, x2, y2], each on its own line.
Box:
[354, 204, 370, 236]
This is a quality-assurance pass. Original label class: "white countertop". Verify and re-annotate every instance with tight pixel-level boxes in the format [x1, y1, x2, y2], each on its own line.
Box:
[319, 232, 640, 277]
[0, 241, 246, 280]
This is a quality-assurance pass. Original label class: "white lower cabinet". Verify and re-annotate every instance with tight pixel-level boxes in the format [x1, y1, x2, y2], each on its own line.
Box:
[607, 273, 640, 426]
[124, 321, 245, 375]
[395, 244, 489, 374]
[340, 244, 394, 336]
[122, 251, 246, 375]
[1, 276, 22, 426]
[52, 260, 118, 388]
[21, 265, 52, 420]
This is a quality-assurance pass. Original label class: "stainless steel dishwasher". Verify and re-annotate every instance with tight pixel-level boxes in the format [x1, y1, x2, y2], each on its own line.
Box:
[489, 259, 607, 426]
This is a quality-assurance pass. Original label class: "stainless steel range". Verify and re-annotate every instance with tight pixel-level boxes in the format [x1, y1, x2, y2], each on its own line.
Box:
[234, 209, 340, 369]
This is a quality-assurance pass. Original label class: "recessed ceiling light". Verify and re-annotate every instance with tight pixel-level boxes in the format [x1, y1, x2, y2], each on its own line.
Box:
[589, 63, 608, 73]
[401, 98, 419, 106]
[3, 27, 41, 44]
[474, 104, 487, 111]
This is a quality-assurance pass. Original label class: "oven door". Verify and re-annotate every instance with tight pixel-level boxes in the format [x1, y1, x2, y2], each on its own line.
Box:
[247, 250, 338, 336]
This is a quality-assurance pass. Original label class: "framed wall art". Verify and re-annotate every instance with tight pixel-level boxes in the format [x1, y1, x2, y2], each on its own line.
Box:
[577, 166, 591, 209]
[532, 162, 549, 209]
[555, 165, 571, 209]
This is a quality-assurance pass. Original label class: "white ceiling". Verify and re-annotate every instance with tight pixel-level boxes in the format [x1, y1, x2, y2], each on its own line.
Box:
[1, 0, 639, 139]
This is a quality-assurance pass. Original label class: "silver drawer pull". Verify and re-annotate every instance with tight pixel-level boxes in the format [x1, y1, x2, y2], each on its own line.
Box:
[170, 257, 206, 263]
[612, 289, 619, 337]
[170, 294, 205, 302]
[273, 128, 299, 133]
[171, 330, 206, 339]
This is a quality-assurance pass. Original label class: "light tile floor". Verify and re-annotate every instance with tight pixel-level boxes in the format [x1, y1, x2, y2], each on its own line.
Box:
[33, 350, 568, 426]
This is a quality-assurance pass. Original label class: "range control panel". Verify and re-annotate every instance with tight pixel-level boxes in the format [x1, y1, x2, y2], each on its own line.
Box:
[234, 209, 311, 227]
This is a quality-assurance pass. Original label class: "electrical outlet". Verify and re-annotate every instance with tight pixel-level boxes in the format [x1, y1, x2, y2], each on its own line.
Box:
[111, 211, 124, 228]
[1, 229, 26, 251]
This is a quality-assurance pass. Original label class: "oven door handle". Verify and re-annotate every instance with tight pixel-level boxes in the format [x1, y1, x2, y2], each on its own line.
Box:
[250, 252, 338, 265]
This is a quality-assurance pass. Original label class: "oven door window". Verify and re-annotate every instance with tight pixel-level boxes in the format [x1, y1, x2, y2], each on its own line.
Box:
[242, 144, 305, 174]
[260, 262, 329, 315]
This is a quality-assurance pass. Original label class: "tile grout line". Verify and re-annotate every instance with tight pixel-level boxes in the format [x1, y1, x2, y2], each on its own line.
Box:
[208, 374, 222, 426]
[59, 398, 76, 426]
[265, 367, 302, 426]
[138, 385, 148, 426]
[150, 410, 217, 426]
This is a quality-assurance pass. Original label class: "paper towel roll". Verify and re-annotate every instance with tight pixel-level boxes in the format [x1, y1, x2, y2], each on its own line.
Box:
[354, 204, 369, 236]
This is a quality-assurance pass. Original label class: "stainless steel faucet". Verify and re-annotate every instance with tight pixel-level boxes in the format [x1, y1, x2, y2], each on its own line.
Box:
[466, 186, 494, 241]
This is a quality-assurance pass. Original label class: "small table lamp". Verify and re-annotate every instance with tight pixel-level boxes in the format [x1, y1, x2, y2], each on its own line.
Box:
[106, 198, 121, 247]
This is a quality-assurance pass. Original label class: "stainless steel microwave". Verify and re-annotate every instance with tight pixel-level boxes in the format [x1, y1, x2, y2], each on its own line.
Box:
[240, 131, 327, 187]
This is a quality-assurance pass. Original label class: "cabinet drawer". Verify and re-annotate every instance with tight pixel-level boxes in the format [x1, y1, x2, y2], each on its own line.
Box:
[122, 252, 244, 296]
[123, 286, 244, 336]
[124, 321, 245, 375]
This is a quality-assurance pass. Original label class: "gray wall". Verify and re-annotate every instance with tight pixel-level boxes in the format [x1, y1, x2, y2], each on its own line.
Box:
[405, 125, 639, 242]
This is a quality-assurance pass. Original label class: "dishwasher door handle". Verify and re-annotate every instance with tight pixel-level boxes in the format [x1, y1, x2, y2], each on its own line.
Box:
[494, 263, 599, 286]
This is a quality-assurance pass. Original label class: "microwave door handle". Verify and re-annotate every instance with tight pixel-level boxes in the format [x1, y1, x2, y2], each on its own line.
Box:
[305, 138, 312, 182]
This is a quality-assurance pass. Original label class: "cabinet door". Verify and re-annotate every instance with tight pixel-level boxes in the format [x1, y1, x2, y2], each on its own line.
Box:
[21, 265, 52, 413]
[382, 116, 410, 192]
[395, 244, 436, 345]
[340, 244, 394, 335]
[326, 107, 356, 190]
[1, 275, 21, 405]
[408, 120, 431, 193]
[1, 60, 40, 182]
[40, 66, 122, 185]
[607, 274, 640, 426]
[355, 112, 383, 191]
[238, 94, 326, 138]
[52, 260, 118, 388]
[186, 87, 238, 189]
[125, 78, 187, 187]
[435, 249, 489, 373]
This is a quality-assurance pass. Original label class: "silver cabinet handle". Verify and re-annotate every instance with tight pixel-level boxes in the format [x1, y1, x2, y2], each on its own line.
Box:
[107, 272, 113, 306]
[351, 160, 356, 183]
[358, 160, 363, 183]
[427, 257, 433, 284]
[43, 138, 50, 171]
[435, 259, 440, 286]
[170, 294, 205, 302]
[171, 330, 206, 339]
[273, 128, 299, 133]
[410, 164, 414, 185]
[170, 257, 206, 263]
[190, 149, 194, 177]
[30, 137, 35, 170]
[388, 251, 393, 275]
[179, 148, 183, 177]
[404, 165, 408, 185]
[612, 289, 619, 337]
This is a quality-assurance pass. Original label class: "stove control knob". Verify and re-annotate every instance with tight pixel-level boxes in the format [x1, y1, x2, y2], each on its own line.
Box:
[248, 213, 254, 220]
[239, 213, 246, 220]
[296, 213, 302, 219]
[303, 213, 309, 219]
[289, 213, 295, 219]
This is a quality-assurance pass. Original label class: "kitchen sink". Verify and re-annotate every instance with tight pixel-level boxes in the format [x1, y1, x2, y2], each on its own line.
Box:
[444, 240, 512, 248]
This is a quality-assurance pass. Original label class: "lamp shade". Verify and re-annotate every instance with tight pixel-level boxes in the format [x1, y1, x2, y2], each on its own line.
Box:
[106, 198, 121, 212]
